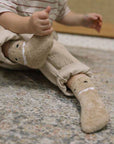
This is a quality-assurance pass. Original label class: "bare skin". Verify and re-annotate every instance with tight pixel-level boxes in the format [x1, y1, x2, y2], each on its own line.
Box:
[59, 12, 102, 32]
[0, 6, 53, 36]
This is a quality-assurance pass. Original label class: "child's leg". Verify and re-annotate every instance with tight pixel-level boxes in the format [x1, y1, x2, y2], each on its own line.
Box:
[2, 35, 53, 69]
[67, 74, 109, 133]
[40, 40, 109, 133]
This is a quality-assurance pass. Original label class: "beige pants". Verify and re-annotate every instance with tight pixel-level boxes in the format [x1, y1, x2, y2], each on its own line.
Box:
[0, 26, 92, 96]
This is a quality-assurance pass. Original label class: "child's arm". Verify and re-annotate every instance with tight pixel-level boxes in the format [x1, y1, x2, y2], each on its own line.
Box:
[58, 11, 102, 32]
[0, 12, 30, 33]
[0, 6, 53, 36]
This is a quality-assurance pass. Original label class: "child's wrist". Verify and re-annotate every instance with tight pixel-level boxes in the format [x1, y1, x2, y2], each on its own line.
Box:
[19, 16, 34, 34]
[26, 16, 34, 34]
[80, 14, 87, 26]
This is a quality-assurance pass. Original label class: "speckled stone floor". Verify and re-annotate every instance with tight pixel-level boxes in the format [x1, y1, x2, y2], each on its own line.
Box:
[0, 38, 114, 144]
[58, 33, 114, 51]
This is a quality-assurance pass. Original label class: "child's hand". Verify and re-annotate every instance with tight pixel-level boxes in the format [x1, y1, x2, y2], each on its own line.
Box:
[28, 6, 53, 36]
[82, 13, 102, 32]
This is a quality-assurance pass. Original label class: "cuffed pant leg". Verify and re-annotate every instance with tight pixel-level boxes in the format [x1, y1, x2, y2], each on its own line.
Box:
[40, 40, 92, 96]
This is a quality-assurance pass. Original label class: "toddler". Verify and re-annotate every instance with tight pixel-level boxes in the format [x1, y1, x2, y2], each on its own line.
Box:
[0, 0, 109, 133]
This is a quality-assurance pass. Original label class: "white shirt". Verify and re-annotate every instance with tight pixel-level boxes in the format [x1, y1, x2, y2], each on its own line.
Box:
[0, 0, 70, 22]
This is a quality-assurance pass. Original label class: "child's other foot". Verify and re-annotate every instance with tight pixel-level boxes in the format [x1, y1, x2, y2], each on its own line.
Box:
[67, 74, 109, 133]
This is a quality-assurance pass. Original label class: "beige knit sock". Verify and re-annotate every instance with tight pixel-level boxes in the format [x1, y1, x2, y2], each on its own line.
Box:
[2, 35, 53, 69]
[67, 74, 109, 133]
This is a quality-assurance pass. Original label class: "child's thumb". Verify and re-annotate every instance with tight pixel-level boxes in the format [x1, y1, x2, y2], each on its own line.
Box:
[45, 6, 51, 14]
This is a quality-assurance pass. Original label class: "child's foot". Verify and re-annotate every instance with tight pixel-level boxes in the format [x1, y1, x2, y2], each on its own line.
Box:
[2, 35, 53, 68]
[67, 74, 109, 133]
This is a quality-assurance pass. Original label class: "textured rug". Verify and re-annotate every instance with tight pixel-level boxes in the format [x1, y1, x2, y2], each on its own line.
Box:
[0, 46, 113, 144]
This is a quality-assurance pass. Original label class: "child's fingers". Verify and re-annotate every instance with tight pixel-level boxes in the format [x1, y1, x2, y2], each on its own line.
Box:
[97, 20, 102, 29]
[95, 25, 100, 32]
[90, 13, 102, 22]
[90, 24, 96, 29]
[39, 19, 52, 31]
[94, 14, 102, 22]
[45, 6, 51, 14]
[93, 22, 101, 32]
[85, 13, 102, 32]
[90, 17, 102, 28]
[38, 11, 49, 19]
[40, 19, 50, 25]
[89, 15, 98, 21]
[37, 27, 53, 36]
[38, 6, 51, 20]
[90, 25, 100, 32]
[40, 23, 52, 31]
[88, 15, 102, 26]
[99, 21, 102, 27]
[96, 26, 101, 32]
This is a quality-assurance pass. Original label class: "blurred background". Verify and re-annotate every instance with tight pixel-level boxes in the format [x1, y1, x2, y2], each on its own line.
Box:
[54, 0, 114, 38]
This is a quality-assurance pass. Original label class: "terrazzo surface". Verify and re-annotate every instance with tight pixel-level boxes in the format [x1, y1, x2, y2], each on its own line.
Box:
[0, 45, 114, 144]
[58, 33, 114, 51]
